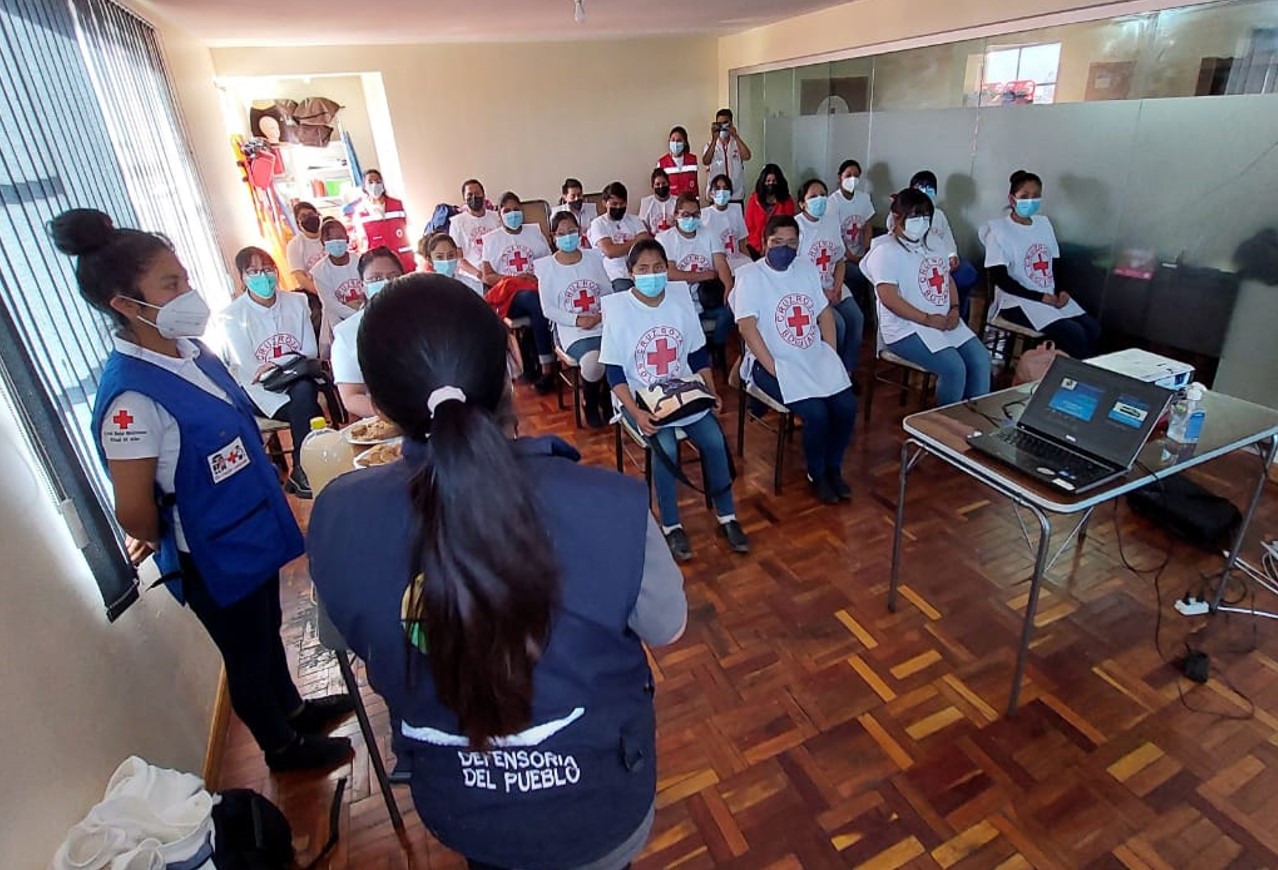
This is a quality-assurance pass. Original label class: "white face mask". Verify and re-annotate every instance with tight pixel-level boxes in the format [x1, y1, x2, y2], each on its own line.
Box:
[130, 290, 210, 339]
[841, 176, 858, 195]
[367, 182, 385, 198]
[903, 216, 931, 242]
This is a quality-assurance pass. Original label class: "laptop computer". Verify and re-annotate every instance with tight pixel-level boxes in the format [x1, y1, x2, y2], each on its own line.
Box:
[966, 356, 1173, 494]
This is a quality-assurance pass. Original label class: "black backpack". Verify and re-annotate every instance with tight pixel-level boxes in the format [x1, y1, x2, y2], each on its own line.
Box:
[212, 778, 345, 870]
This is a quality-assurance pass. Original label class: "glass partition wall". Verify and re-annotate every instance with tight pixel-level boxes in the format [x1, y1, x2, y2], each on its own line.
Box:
[732, 0, 1278, 400]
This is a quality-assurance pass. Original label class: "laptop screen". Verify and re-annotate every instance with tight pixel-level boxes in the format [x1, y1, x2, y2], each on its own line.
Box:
[1021, 356, 1173, 468]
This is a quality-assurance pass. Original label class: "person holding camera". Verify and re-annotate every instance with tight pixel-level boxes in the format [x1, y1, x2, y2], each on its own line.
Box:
[701, 108, 751, 204]
[224, 246, 324, 498]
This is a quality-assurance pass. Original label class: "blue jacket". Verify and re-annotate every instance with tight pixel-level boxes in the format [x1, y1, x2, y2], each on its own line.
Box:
[309, 436, 655, 869]
[91, 343, 304, 606]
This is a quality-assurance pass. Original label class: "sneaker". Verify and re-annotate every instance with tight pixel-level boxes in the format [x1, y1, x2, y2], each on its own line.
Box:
[719, 519, 749, 553]
[826, 470, 853, 502]
[664, 527, 693, 562]
[808, 474, 839, 505]
[289, 694, 355, 735]
[265, 734, 353, 773]
[285, 466, 312, 500]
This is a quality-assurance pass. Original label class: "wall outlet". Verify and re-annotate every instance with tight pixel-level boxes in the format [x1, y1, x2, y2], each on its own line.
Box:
[1175, 597, 1210, 616]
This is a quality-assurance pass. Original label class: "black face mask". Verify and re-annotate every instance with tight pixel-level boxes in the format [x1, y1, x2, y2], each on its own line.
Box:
[299, 214, 320, 234]
[568, 200, 582, 212]
[764, 183, 778, 196]
[466, 196, 485, 212]
[608, 206, 627, 221]
[654, 186, 670, 199]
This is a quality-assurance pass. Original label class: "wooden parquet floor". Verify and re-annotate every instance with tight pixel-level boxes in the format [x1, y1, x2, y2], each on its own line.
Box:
[212, 375, 1278, 869]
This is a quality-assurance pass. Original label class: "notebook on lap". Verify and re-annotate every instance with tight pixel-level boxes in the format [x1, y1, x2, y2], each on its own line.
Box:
[966, 356, 1173, 494]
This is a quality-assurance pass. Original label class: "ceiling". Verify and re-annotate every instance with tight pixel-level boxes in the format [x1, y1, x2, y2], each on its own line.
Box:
[142, 0, 851, 46]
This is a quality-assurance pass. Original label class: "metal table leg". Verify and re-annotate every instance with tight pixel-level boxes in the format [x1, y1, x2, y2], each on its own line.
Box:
[1007, 503, 1054, 715]
[1212, 436, 1278, 610]
[888, 440, 927, 612]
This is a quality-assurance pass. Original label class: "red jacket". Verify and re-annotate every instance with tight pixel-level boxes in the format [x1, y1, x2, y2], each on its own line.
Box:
[744, 193, 797, 255]
[485, 274, 539, 320]
[656, 153, 699, 200]
[353, 195, 413, 271]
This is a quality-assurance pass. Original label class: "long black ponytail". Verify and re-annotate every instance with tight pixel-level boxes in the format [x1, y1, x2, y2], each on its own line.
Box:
[358, 275, 559, 748]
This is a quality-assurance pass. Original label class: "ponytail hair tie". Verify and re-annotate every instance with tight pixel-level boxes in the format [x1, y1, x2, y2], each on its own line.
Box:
[427, 385, 467, 417]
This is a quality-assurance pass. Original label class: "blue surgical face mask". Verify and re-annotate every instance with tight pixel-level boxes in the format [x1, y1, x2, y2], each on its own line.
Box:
[555, 232, 581, 253]
[1014, 198, 1042, 218]
[364, 278, 389, 298]
[677, 216, 701, 234]
[917, 186, 937, 201]
[669, 140, 685, 156]
[502, 211, 524, 230]
[633, 273, 668, 297]
[904, 216, 931, 242]
[712, 190, 731, 208]
[765, 245, 798, 271]
[805, 195, 828, 219]
[324, 239, 348, 258]
[244, 272, 277, 299]
[432, 257, 459, 277]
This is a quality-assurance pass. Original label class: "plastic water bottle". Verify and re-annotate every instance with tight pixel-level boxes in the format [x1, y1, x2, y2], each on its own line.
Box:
[1166, 383, 1206, 447]
[299, 417, 353, 497]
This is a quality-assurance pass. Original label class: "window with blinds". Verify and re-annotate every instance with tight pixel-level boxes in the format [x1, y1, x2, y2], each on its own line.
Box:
[0, 0, 232, 619]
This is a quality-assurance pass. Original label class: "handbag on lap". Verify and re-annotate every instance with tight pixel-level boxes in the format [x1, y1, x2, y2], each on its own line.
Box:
[634, 375, 717, 426]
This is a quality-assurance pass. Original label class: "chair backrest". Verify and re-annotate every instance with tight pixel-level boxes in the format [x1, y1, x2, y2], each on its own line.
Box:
[520, 199, 552, 240]
[583, 192, 606, 216]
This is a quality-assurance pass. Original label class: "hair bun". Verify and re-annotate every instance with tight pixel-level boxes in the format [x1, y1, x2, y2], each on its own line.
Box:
[48, 209, 116, 257]
[1009, 169, 1028, 185]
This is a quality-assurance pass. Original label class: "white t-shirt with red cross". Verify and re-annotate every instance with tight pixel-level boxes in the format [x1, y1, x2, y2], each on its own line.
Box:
[834, 189, 876, 259]
[599, 283, 706, 393]
[980, 214, 1084, 330]
[588, 213, 649, 282]
[309, 255, 365, 338]
[733, 259, 850, 404]
[655, 227, 724, 314]
[534, 250, 613, 350]
[221, 290, 318, 416]
[701, 204, 750, 273]
[797, 210, 848, 298]
[449, 209, 503, 272]
[886, 206, 958, 260]
[862, 236, 976, 352]
[480, 225, 551, 278]
[639, 194, 676, 236]
[285, 233, 325, 278]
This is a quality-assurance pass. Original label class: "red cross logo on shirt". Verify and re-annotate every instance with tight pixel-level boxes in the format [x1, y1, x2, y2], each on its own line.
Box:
[572, 288, 595, 312]
[814, 248, 832, 271]
[1023, 242, 1054, 289]
[775, 294, 817, 350]
[647, 339, 677, 375]
[1032, 255, 1050, 276]
[918, 257, 950, 305]
[509, 249, 530, 272]
[927, 268, 946, 295]
[273, 345, 285, 358]
[112, 409, 134, 430]
[724, 233, 736, 253]
[787, 306, 811, 336]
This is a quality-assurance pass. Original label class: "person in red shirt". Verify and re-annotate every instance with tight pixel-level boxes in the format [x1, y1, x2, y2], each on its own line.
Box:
[744, 163, 796, 259]
[656, 125, 699, 201]
[351, 168, 413, 272]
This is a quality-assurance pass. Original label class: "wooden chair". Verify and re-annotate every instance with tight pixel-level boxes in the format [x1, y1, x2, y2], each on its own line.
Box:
[980, 276, 1043, 371]
[583, 192, 606, 216]
[256, 417, 291, 478]
[615, 412, 712, 510]
[554, 345, 583, 429]
[504, 316, 532, 382]
[863, 331, 937, 427]
[520, 199, 552, 241]
[735, 377, 796, 494]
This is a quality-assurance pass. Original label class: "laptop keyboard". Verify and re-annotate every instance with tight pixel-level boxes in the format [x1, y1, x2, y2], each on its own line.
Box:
[995, 428, 1109, 483]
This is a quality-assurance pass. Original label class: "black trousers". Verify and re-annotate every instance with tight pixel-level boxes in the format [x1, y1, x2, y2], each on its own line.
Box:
[180, 553, 302, 752]
[257, 379, 322, 466]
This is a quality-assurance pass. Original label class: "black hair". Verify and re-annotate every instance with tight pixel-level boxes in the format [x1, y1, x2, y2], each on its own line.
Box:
[233, 246, 276, 278]
[668, 125, 688, 141]
[910, 170, 938, 190]
[498, 191, 521, 209]
[890, 188, 935, 248]
[627, 238, 668, 272]
[1009, 169, 1043, 196]
[48, 208, 173, 329]
[838, 158, 862, 176]
[604, 181, 628, 202]
[764, 214, 799, 240]
[319, 217, 347, 240]
[357, 276, 560, 749]
[755, 163, 791, 204]
[358, 245, 403, 279]
[798, 178, 828, 202]
[710, 173, 733, 193]
[364, 168, 383, 181]
[675, 191, 700, 211]
[651, 168, 669, 184]
[549, 210, 579, 235]
[716, 108, 733, 121]
[418, 232, 457, 258]
[561, 177, 582, 195]
[292, 200, 318, 220]
[462, 178, 484, 195]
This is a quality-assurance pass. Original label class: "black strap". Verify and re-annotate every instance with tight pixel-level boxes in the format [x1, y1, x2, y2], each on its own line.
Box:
[644, 422, 737, 498]
[299, 777, 347, 870]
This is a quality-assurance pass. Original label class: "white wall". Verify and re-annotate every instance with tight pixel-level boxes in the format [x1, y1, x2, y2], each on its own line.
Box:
[0, 399, 221, 869]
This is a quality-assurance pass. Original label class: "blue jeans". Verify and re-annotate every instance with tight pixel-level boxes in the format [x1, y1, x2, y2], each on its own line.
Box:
[1000, 307, 1102, 359]
[626, 409, 735, 528]
[506, 290, 554, 363]
[564, 336, 602, 360]
[752, 363, 857, 478]
[830, 296, 864, 374]
[886, 333, 991, 406]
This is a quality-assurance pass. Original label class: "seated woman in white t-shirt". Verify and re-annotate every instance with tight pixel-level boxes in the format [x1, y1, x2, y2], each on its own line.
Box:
[550, 177, 595, 249]
[600, 239, 748, 563]
[415, 231, 462, 277]
[535, 210, 614, 428]
[735, 215, 857, 505]
[980, 169, 1101, 359]
[797, 178, 863, 376]
[639, 168, 676, 236]
[862, 188, 991, 407]
[701, 173, 751, 274]
[331, 246, 405, 420]
[883, 170, 979, 321]
[223, 246, 323, 497]
[308, 218, 366, 357]
[588, 181, 651, 294]
[655, 191, 734, 368]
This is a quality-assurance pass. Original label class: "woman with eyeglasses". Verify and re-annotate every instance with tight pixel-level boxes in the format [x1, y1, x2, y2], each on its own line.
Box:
[223, 246, 323, 497]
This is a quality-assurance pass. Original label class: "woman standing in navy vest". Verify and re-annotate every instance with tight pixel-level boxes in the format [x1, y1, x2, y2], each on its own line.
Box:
[52, 209, 354, 773]
[308, 275, 687, 869]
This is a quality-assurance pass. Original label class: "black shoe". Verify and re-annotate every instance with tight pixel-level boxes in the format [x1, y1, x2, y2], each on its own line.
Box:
[826, 470, 852, 502]
[664, 527, 693, 562]
[719, 519, 749, 553]
[808, 474, 839, 505]
[533, 374, 557, 395]
[597, 383, 615, 424]
[266, 734, 353, 773]
[289, 694, 355, 735]
[285, 466, 312, 500]
[584, 401, 604, 428]
[582, 380, 606, 428]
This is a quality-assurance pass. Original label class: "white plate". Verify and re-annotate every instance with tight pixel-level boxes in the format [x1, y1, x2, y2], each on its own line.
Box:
[353, 438, 403, 469]
[342, 418, 401, 446]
